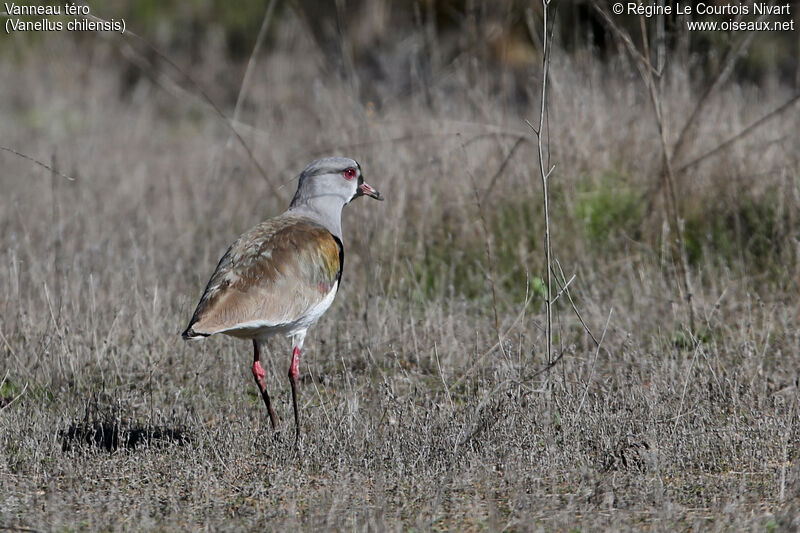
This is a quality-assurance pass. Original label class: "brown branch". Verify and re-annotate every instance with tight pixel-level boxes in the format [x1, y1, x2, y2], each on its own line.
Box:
[593, 0, 696, 331]
[482, 136, 529, 203]
[677, 93, 800, 174]
[85, 13, 281, 199]
[671, 10, 766, 162]
[590, 2, 653, 80]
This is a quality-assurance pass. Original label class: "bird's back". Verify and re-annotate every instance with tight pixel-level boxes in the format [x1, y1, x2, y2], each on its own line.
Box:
[183, 213, 343, 340]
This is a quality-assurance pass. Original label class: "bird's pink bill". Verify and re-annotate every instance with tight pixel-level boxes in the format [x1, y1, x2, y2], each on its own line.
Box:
[358, 182, 383, 200]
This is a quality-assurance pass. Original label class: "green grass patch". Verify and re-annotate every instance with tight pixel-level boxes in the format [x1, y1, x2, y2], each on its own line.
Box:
[683, 189, 788, 271]
[575, 171, 644, 249]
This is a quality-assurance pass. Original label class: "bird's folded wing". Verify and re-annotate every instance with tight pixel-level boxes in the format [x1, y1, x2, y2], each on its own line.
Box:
[184, 216, 342, 337]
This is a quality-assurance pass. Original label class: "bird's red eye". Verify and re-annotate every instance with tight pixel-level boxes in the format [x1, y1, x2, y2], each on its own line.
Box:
[343, 167, 357, 180]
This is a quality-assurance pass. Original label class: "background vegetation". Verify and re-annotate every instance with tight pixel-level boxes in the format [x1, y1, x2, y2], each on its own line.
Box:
[1, 0, 799, 530]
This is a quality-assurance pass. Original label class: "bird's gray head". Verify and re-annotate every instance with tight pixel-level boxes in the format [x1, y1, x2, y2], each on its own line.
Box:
[288, 157, 383, 238]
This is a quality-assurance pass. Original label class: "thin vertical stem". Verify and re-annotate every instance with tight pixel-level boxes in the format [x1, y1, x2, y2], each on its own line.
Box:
[537, 0, 553, 367]
[640, 16, 696, 333]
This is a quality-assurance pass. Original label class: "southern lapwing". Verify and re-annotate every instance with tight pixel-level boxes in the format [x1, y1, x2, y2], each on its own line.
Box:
[182, 157, 383, 439]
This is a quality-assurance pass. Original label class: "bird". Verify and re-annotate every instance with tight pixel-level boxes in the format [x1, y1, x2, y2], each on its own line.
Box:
[182, 157, 383, 440]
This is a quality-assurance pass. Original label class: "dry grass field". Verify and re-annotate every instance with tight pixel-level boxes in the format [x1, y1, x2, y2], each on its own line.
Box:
[1, 3, 799, 531]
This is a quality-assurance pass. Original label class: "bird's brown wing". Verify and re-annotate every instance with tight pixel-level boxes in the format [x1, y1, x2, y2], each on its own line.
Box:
[183, 215, 342, 338]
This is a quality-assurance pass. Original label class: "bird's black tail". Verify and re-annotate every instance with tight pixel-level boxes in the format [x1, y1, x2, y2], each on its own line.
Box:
[181, 325, 209, 340]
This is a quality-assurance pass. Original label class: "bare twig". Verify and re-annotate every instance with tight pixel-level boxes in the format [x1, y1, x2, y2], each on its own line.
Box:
[671, 15, 763, 162]
[84, 12, 281, 198]
[304, 129, 529, 164]
[592, 1, 696, 332]
[231, 0, 277, 133]
[590, 2, 653, 80]
[676, 93, 800, 173]
[779, 390, 797, 502]
[482, 136, 529, 203]
[0, 379, 28, 412]
[470, 179, 501, 337]
[640, 16, 696, 332]
[433, 342, 454, 409]
[460, 130, 506, 339]
[211, 0, 278, 189]
[553, 260, 599, 346]
[0, 146, 75, 181]
[527, 0, 555, 369]
[674, 334, 703, 431]
[450, 289, 540, 392]
[524, 349, 567, 381]
[0, 328, 35, 382]
[549, 271, 576, 305]
[577, 308, 613, 417]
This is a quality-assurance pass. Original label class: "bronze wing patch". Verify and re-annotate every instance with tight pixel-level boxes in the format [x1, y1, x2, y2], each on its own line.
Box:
[183, 217, 342, 338]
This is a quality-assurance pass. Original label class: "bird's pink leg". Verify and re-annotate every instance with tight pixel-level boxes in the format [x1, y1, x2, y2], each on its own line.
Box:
[252, 340, 278, 430]
[288, 345, 301, 441]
